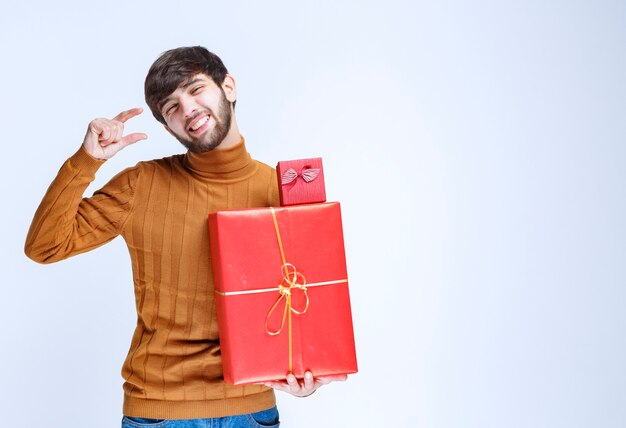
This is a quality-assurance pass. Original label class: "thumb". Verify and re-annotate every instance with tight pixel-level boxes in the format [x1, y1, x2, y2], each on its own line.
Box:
[118, 132, 148, 149]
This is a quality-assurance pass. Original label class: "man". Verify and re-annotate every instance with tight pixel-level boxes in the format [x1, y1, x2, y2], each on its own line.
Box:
[25, 46, 344, 427]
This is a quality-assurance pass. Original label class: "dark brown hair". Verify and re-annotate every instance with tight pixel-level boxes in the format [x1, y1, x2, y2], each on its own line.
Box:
[145, 46, 232, 124]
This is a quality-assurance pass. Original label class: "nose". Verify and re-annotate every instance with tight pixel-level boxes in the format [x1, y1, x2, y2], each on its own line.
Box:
[180, 94, 199, 119]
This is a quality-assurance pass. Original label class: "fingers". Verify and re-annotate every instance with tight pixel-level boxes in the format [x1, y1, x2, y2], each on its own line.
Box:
[316, 374, 347, 385]
[102, 108, 145, 146]
[112, 107, 143, 123]
[259, 375, 304, 395]
[260, 372, 348, 397]
[260, 379, 296, 394]
[303, 371, 314, 390]
[284, 373, 316, 397]
[89, 119, 113, 140]
[101, 126, 123, 147]
[119, 132, 149, 147]
[286, 373, 300, 393]
[89, 119, 122, 143]
[83, 108, 148, 160]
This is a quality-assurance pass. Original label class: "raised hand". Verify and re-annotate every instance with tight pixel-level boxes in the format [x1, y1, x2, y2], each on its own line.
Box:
[82, 107, 148, 160]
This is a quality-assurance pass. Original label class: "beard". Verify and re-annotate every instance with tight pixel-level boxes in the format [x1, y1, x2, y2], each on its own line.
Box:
[172, 88, 233, 153]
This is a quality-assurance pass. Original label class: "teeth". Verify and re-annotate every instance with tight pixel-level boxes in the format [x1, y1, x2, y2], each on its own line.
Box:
[191, 116, 209, 131]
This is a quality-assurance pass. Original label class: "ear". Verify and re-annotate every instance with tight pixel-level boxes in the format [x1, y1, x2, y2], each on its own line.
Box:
[221, 74, 237, 103]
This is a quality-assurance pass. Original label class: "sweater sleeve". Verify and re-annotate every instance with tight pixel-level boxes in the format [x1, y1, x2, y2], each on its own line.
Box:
[24, 146, 140, 264]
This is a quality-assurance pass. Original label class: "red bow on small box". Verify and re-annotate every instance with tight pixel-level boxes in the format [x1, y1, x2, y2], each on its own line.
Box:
[276, 157, 326, 206]
[281, 167, 321, 185]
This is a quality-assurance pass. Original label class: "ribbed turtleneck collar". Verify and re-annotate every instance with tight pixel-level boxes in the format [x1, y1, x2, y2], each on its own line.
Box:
[183, 137, 258, 181]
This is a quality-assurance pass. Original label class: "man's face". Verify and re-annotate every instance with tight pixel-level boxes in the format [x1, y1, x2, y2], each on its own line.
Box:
[160, 74, 233, 152]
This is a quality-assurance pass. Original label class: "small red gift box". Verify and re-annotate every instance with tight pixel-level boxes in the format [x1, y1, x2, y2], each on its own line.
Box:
[208, 202, 357, 384]
[276, 158, 326, 206]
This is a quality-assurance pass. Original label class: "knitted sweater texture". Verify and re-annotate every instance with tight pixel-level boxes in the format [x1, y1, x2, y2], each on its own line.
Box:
[25, 139, 278, 419]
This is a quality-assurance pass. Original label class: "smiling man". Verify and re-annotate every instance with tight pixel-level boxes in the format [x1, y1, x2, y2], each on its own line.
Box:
[158, 75, 237, 153]
[25, 46, 344, 428]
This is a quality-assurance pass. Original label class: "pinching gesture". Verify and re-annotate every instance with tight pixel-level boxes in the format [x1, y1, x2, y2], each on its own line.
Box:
[82, 107, 148, 160]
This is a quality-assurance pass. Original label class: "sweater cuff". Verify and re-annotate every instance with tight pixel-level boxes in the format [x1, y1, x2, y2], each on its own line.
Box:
[69, 145, 107, 172]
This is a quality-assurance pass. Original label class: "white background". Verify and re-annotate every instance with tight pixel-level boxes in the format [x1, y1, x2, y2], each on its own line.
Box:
[1, 1, 625, 427]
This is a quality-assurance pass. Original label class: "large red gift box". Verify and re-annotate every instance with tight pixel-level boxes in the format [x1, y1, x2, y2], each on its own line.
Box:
[208, 202, 358, 384]
[276, 157, 326, 206]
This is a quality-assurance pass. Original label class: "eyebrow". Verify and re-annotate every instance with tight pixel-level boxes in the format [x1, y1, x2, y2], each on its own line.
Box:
[160, 78, 208, 110]
[180, 78, 204, 89]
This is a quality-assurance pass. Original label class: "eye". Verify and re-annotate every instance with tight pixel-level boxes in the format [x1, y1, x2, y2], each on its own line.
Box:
[191, 85, 204, 94]
[164, 103, 178, 116]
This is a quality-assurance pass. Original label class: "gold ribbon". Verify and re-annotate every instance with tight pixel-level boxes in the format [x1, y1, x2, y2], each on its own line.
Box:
[215, 207, 348, 374]
[264, 207, 308, 373]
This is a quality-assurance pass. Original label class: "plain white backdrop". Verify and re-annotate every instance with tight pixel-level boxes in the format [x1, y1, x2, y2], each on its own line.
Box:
[1, 1, 624, 427]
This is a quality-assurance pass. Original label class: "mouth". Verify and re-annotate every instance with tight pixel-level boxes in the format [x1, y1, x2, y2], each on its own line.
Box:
[188, 114, 211, 134]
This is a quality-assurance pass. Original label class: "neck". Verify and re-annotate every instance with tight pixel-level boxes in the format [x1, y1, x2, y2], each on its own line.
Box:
[183, 135, 259, 181]
[215, 113, 241, 151]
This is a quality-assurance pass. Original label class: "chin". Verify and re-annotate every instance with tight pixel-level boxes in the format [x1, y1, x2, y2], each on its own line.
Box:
[175, 124, 229, 153]
[182, 138, 221, 153]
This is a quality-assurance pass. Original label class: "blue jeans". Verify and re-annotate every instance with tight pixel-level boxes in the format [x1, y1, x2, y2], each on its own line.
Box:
[121, 406, 280, 428]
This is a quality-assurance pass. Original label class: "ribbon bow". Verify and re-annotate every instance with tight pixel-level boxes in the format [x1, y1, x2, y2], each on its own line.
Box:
[265, 263, 310, 336]
[281, 167, 321, 185]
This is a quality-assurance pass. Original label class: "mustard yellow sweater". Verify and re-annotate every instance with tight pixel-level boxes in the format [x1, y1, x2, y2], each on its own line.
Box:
[25, 139, 278, 419]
